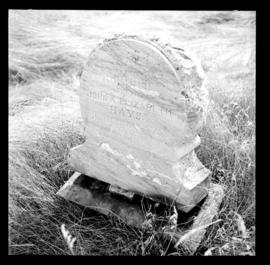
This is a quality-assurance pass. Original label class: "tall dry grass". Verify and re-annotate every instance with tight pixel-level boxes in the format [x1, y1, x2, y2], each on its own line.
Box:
[8, 10, 255, 255]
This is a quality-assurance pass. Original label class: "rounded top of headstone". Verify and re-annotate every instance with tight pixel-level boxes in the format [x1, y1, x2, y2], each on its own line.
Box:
[79, 35, 209, 158]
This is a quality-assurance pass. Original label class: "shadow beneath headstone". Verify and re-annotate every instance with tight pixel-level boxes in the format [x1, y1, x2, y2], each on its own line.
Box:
[72, 173, 208, 231]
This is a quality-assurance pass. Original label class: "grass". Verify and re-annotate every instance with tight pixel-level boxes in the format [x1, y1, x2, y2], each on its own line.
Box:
[8, 10, 255, 255]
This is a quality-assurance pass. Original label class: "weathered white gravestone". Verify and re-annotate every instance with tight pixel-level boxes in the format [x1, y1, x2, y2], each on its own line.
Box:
[57, 35, 224, 251]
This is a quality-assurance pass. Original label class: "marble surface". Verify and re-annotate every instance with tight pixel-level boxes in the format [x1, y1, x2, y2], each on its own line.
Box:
[68, 35, 211, 212]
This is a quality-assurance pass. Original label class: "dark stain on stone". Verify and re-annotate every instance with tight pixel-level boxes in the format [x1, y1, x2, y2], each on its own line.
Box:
[181, 90, 189, 98]
[171, 46, 185, 52]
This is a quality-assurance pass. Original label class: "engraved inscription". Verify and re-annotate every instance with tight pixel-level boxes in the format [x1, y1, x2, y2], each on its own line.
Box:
[87, 88, 173, 122]
[110, 105, 143, 120]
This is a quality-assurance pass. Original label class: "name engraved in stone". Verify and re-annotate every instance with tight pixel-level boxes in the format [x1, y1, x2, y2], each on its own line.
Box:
[110, 105, 143, 120]
[88, 89, 173, 119]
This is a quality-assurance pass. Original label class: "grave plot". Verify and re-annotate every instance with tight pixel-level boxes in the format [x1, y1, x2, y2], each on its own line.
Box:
[57, 35, 224, 253]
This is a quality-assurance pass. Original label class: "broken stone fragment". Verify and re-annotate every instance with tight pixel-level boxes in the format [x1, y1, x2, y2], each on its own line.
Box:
[163, 183, 225, 254]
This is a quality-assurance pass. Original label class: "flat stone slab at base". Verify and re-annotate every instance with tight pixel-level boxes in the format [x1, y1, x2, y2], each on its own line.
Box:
[57, 172, 146, 227]
[57, 172, 224, 254]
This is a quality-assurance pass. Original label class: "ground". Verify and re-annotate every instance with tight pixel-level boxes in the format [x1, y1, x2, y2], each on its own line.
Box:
[9, 10, 255, 255]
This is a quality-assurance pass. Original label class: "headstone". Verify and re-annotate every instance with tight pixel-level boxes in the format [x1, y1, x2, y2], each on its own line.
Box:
[67, 35, 211, 212]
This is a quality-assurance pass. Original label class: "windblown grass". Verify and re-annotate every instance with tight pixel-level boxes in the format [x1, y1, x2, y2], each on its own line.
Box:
[8, 10, 255, 255]
[9, 10, 86, 85]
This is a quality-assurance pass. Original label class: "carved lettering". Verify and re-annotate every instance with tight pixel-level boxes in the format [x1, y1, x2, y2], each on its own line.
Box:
[87, 87, 173, 121]
[110, 105, 142, 121]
